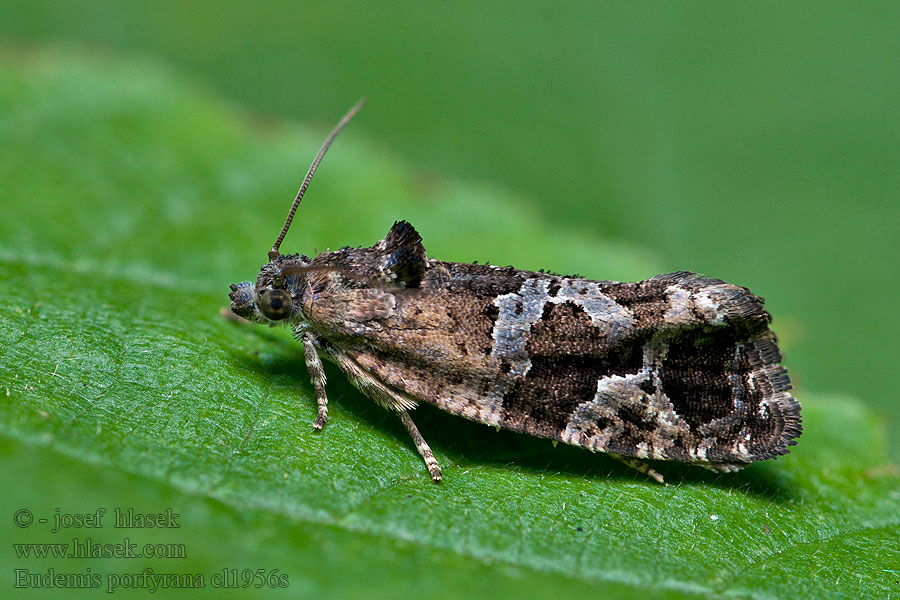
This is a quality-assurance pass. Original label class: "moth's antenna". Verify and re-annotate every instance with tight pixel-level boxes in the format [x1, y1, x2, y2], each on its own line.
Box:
[269, 97, 367, 260]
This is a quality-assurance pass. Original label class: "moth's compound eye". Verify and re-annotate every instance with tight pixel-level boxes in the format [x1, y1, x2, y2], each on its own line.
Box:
[257, 288, 292, 321]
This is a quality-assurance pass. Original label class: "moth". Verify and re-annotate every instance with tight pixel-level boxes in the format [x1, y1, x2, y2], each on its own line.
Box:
[229, 100, 802, 484]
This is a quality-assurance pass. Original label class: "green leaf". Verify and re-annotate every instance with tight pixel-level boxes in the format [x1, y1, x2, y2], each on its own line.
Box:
[2, 48, 898, 600]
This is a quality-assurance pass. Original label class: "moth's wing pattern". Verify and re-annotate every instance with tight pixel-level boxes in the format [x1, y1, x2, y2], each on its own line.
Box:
[300, 223, 799, 477]
[552, 271, 802, 468]
[324, 263, 799, 472]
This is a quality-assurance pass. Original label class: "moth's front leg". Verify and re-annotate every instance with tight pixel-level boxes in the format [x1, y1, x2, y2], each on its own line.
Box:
[301, 332, 328, 429]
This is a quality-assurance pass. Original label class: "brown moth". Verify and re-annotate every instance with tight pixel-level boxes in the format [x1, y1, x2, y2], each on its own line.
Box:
[229, 100, 802, 483]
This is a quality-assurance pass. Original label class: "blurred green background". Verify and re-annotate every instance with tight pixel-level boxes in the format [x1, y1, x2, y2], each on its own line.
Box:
[4, 1, 897, 450]
[2, 3, 899, 598]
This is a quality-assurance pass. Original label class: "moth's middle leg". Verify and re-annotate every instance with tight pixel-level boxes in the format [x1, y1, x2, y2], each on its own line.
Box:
[327, 346, 441, 483]
[398, 410, 443, 483]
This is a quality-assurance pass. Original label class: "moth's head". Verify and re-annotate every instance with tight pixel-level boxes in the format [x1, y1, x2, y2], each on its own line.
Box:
[229, 254, 311, 325]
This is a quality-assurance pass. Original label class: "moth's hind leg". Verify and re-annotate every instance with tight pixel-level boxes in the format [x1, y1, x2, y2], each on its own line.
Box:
[699, 462, 745, 474]
[608, 453, 665, 484]
[399, 410, 443, 483]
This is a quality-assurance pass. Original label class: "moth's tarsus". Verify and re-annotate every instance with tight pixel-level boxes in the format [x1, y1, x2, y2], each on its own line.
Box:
[270, 97, 368, 259]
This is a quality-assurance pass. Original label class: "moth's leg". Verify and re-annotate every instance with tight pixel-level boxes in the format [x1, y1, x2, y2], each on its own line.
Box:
[328, 347, 417, 412]
[398, 410, 443, 484]
[326, 348, 437, 481]
[700, 462, 745, 474]
[301, 332, 328, 429]
[608, 453, 665, 485]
